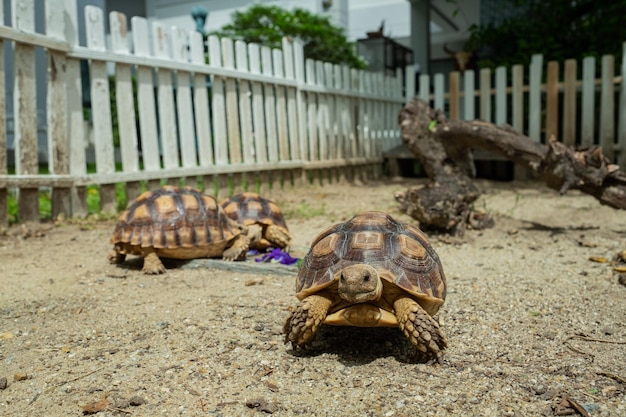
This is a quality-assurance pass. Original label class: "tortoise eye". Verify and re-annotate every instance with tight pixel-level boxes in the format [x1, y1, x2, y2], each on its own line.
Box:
[363, 273, 370, 282]
[340, 273, 345, 282]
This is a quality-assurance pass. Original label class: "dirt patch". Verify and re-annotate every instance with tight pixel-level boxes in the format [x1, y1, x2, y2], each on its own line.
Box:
[1, 179, 625, 416]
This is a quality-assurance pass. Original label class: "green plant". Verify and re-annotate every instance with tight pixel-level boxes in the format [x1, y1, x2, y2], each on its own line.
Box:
[211, 4, 366, 69]
[466, 0, 626, 69]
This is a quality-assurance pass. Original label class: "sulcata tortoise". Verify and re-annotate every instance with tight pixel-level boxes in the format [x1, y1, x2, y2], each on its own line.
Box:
[109, 185, 251, 274]
[220, 192, 292, 251]
[283, 211, 448, 362]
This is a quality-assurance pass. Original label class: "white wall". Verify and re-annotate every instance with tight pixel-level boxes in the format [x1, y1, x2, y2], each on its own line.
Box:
[144, 0, 348, 34]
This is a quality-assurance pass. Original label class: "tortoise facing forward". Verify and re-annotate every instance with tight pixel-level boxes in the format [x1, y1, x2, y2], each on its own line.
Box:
[221, 192, 292, 251]
[283, 211, 447, 362]
[109, 186, 251, 274]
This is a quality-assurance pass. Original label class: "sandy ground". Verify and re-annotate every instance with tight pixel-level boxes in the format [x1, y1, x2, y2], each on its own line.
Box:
[0, 179, 625, 417]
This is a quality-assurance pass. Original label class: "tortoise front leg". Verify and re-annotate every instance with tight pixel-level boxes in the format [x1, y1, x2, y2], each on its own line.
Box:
[108, 246, 126, 264]
[283, 295, 333, 348]
[223, 233, 251, 261]
[394, 296, 447, 363]
[142, 250, 167, 274]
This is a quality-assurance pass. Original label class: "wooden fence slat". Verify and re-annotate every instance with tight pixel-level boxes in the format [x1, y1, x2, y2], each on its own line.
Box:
[528, 54, 543, 141]
[512, 65, 524, 132]
[152, 22, 179, 176]
[405, 64, 415, 103]
[599, 54, 615, 162]
[434, 73, 444, 111]
[235, 40, 255, 166]
[222, 37, 242, 166]
[316, 61, 329, 163]
[110, 11, 140, 203]
[448, 71, 460, 121]
[64, 0, 88, 217]
[85, 5, 116, 213]
[322, 63, 336, 163]
[545, 61, 559, 141]
[305, 58, 318, 163]
[273, 48, 290, 163]
[189, 31, 213, 167]
[261, 46, 278, 164]
[207, 35, 228, 167]
[333, 64, 345, 161]
[172, 26, 198, 172]
[418, 74, 430, 104]
[46, 0, 70, 219]
[479, 68, 491, 122]
[208, 36, 230, 196]
[344, 66, 357, 163]
[619, 41, 626, 168]
[581, 56, 596, 147]
[248, 44, 267, 166]
[463, 70, 475, 120]
[132, 17, 161, 174]
[0, 3, 5, 224]
[12, 0, 39, 221]
[495, 66, 507, 126]
[562, 59, 577, 146]
[281, 38, 301, 164]
[110, 12, 138, 172]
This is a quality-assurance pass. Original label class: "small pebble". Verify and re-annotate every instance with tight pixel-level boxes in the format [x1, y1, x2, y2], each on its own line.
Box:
[14, 373, 28, 381]
[0, 377, 7, 390]
[129, 396, 146, 406]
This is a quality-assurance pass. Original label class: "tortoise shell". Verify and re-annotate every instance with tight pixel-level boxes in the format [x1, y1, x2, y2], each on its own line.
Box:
[111, 185, 242, 254]
[296, 211, 446, 315]
[221, 192, 291, 250]
[221, 192, 289, 229]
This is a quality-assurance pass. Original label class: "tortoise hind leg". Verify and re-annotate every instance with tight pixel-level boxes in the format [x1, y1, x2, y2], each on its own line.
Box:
[142, 250, 167, 274]
[284, 295, 333, 348]
[265, 225, 292, 251]
[394, 296, 447, 363]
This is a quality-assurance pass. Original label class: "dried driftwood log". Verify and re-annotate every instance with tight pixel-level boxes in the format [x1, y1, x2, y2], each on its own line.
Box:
[396, 98, 626, 235]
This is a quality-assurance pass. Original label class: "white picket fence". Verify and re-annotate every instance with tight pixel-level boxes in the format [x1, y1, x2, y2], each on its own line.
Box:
[0, 0, 404, 223]
[406, 43, 626, 175]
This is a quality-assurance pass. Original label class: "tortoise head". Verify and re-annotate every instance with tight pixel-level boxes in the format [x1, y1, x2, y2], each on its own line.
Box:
[336, 264, 382, 304]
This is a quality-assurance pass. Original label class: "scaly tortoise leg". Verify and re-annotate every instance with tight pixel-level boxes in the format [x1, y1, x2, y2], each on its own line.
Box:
[394, 296, 447, 363]
[142, 250, 167, 274]
[284, 295, 333, 348]
[223, 232, 251, 261]
[245, 224, 264, 250]
[265, 225, 292, 251]
[108, 246, 126, 264]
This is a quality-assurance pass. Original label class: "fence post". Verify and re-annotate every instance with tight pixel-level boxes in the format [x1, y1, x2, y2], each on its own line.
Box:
[463, 70, 475, 120]
[562, 59, 577, 146]
[110, 11, 141, 204]
[599, 54, 615, 162]
[0, 3, 6, 225]
[581, 56, 596, 148]
[619, 41, 626, 169]
[85, 5, 116, 214]
[545, 61, 559, 141]
[528, 54, 543, 141]
[12, 0, 39, 222]
[45, 0, 71, 220]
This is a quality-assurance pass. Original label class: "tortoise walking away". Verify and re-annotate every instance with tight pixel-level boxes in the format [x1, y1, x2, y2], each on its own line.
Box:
[221, 192, 292, 251]
[283, 211, 448, 362]
[109, 186, 251, 274]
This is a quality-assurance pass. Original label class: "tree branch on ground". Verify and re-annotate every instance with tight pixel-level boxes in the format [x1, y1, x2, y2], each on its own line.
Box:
[395, 98, 626, 235]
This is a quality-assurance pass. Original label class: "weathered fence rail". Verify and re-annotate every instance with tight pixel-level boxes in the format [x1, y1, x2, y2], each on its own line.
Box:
[0, 0, 404, 224]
